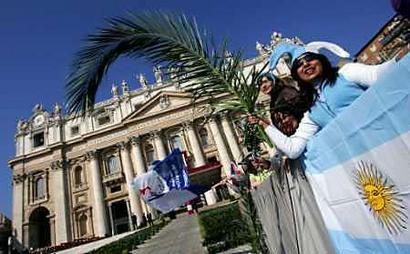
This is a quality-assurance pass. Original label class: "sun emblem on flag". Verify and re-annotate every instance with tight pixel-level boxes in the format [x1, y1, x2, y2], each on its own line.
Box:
[354, 161, 407, 234]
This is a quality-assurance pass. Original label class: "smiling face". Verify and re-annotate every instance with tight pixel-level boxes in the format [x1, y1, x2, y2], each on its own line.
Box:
[259, 76, 274, 94]
[295, 57, 323, 83]
[291, 53, 325, 84]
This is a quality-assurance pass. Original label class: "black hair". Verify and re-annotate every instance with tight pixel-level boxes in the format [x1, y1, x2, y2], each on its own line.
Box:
[257, 73, 275, 89]
[290, 52, 339, 86]
[269, 85, 316, 121]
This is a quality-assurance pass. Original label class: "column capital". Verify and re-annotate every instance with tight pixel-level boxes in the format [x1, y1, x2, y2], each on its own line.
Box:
[116, 141, 130, 151]
[50, 160, 64, 171]
[208, 115, 220, 123]
[85, 150, 99, 161]
[149, 129, 163, 140]
[129, 136, 142, 146]
[182, 121, 195, 131]
[12, 173, 26, 184]
[67, 156, 86, 166]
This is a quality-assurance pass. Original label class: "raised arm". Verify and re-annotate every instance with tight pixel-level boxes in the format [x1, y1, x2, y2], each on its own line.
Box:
[339, 59, 396, 87]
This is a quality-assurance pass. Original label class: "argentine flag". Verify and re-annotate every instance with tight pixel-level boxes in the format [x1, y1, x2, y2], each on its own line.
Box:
[304, 53, 410, 254]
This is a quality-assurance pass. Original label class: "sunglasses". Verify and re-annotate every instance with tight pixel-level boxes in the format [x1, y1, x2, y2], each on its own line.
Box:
[293, 53, 318, 69]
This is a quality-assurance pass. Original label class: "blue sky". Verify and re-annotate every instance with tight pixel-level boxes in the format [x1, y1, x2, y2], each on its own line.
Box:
[0, 0, 395, 217]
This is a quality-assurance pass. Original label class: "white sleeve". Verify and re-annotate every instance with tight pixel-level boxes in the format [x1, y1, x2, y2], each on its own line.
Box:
[264, 113, 319, 159]
[339, 59, 395, 87]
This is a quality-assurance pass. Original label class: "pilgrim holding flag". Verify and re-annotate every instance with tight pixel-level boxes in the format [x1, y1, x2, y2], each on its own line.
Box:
[252, 38, 410, 253]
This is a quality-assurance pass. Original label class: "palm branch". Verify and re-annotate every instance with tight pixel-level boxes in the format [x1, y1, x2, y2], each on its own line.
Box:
[66, 12, 237, 113]
[65, 11, 271, 149]
[66, 12, 271, 250]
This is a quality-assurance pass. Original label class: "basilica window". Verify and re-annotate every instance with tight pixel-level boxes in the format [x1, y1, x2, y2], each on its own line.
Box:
[169, 134, 184, 151]
[78, 214, 88, 237]
[74, 166, 84, 187]
[144, 144, 156, 165]
[106, 156, 119, 175]
[199, 128, 209, 148]
[97, 115, 111, 126]
[33, 132, 45, 148]
[71, 126, 80, 136]
[110, 185, 122, 193]
[34, 177, 45, 200]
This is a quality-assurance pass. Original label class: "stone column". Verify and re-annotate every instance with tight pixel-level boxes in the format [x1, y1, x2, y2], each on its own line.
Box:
[11, 174, 24, 244]
[208, 117, 232, 177]
[129, 136, 151, 221]
[125, 199, 134, 231]
[22, 223, 29, 248]
[49, 216, 56, 246]
[50, 160, 70, 244]
[129, 136, 147, 176]
[184, 122, 206, 167]
[118, 141, 144, 227]
[108, 204, 115, 235]
[152, 130, 167, 160]
[149, 132, 165, 219]
[221, 115, 242, 162]
[86, 151, 109, 237]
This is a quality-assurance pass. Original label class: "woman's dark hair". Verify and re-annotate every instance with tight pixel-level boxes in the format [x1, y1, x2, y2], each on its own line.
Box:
[257, 73, 275, 89]
[269, 85, 316, 122]
[290, 52, 339, 86]
[268, 85, 316, 136]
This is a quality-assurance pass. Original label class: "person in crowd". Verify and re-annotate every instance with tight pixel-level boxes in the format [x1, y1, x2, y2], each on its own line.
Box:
[246, 73, 315, 174]
[249, 42, 396, 159]
[257, 72, 315, 136]
[146, 213, 154, 226]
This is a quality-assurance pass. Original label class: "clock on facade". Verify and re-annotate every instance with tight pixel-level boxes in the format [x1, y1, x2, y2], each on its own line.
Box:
[33, 114, 45, 127]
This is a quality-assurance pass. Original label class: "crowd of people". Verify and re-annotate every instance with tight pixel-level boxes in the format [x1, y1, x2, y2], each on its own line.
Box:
[248, 40, 399, 168]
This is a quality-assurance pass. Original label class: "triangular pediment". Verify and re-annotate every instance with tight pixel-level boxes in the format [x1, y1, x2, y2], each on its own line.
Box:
[124, 91, 194, 122]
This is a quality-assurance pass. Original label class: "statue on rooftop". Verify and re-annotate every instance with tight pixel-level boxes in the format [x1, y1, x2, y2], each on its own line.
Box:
[32, 104, 43, 113]
[17, 119, 28, 133]
[111, 83, 119, 97]
[139, 74, 148, 89]
[256, 41, 269, 55]
[270, 31, 283, 46]
[122, 80, 130, 95]
[54, 103, 62, 115]
[153, 65, 163, 84]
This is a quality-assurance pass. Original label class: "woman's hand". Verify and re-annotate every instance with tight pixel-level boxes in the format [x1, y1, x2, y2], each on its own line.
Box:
[247, 114, 270, 128]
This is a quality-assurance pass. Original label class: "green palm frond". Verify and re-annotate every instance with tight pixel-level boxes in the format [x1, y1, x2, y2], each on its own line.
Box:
[186, 55, 269, 115]
[66, 11, 242, 114]
[66, 11, 271, 149]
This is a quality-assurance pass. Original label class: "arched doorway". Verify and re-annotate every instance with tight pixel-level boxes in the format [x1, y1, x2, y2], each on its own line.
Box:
[29, 207, 51, 249]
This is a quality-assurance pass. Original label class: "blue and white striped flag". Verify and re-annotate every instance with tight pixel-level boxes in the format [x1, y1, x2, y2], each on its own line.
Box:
[304, 53, 410, 253]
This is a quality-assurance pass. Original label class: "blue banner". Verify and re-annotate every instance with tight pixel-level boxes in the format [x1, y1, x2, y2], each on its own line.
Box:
[152, 149, 189, 190]
[132, 149, 203, 213]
